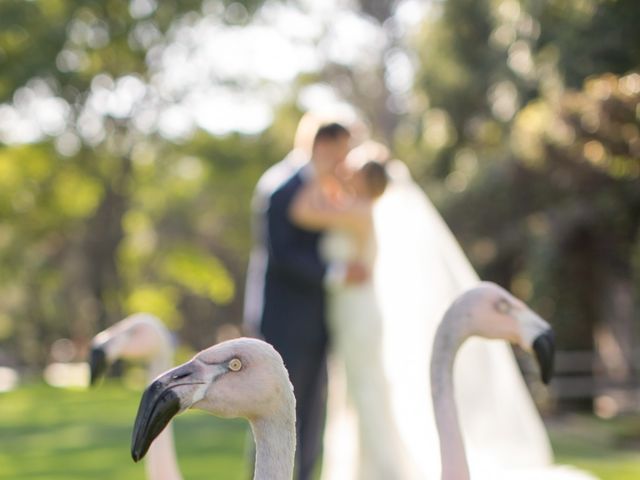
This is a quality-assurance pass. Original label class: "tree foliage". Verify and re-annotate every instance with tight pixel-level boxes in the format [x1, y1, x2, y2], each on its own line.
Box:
[0, 0, 638, 387]
[402, 0, 640, 395]
[0, 0, 285, 367]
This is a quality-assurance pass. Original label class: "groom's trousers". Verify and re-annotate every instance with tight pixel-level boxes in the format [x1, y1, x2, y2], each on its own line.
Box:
[265, 335, 328, 480]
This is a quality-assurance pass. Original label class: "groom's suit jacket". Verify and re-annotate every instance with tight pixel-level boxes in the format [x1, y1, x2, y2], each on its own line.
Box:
[245, 159, 330, 480]
[259, 167, 328, 356]
[243, 152, 301, 335]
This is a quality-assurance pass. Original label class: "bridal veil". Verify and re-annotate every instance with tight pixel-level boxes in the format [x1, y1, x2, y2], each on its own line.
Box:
[321, 160, 552, 479]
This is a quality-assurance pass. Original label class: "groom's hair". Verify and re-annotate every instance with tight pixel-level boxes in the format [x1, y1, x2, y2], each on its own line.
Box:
[312, 122, 350, 147]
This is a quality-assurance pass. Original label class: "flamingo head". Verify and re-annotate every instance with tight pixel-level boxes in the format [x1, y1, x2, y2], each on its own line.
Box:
[89, 313, 171, 385]
[131, 337, 294, 462]
[451, 282, 555, 384]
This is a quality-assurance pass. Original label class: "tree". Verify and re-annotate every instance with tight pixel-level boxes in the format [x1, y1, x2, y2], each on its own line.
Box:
[0, 0, 277, 367]
[403, 0, 640, 405]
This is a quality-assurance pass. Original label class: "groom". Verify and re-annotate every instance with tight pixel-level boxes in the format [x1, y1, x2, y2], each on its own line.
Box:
[245, 122, 366, 480]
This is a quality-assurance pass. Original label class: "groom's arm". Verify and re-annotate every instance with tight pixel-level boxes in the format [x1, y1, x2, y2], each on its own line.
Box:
[266, 185, 327, 287]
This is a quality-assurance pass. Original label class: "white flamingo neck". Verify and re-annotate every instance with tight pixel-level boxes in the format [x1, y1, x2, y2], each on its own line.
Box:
[147, 347, 173, 382]
[250, 407, 296, 480]
[431, 316, 471, 480]
[145, 423, 183, 480]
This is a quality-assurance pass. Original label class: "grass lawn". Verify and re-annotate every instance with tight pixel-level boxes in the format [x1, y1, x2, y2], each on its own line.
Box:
[0, 383, 250, 479]
[1, 383, 639, 479]
[547, 413, 640, 480]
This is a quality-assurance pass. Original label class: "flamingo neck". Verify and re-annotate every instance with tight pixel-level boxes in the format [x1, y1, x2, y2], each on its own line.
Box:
[144, 424, 183, 480]
[146, 348, 183, 480]
[431, 315, 470, 480]
[249, 406, 296, 480]
[148, 347, 173, 382]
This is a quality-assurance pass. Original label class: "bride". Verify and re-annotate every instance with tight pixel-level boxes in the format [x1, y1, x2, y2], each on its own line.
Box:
[290, 141, 417, 479]
[291, 140, 553, 479]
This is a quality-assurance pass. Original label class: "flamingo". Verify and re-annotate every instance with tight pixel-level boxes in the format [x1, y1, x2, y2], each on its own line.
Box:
[431, 282, 598, 479]
[130, 337, 296, 480]
[90, 313, 183, 480]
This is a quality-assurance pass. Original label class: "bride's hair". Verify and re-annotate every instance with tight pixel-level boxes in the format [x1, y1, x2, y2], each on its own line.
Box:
[359, 160, 389, 199]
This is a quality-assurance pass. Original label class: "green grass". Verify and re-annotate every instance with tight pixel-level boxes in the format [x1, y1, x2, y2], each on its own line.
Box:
[1, 384, 639, 479]
[0, 383, 250, 479]
[548, 413, 640, 480]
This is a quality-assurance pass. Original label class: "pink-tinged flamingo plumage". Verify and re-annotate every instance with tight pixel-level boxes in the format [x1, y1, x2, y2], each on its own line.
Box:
[90, 313, 183, 480]
[131, 337, 296, 480]
[431, 282, 598, 480]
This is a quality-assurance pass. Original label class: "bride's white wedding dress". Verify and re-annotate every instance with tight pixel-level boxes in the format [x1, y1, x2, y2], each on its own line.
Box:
[320, 161, 553, 479]
[321, 228, 418, 479]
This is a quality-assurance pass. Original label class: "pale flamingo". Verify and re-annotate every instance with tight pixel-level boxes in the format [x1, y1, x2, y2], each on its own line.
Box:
[431, 282, 598, 479]
[90, 313, 183, 480]
[131, 337, 296, 480]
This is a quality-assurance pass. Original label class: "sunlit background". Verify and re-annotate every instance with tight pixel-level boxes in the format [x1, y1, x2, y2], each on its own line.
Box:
[0, 0, 639, 478]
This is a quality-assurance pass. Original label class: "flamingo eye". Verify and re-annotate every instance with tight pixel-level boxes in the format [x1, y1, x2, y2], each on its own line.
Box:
[228, 358, 242, 372]
[495, 299, 511, 314]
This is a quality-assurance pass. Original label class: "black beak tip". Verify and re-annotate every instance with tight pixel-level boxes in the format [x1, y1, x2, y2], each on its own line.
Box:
[532, 329, 555, 385]
[131, 430, 150, 463]
[131, 446, 143, 463]
[130, 382, 181, 463]
[89, 346, 108, 386]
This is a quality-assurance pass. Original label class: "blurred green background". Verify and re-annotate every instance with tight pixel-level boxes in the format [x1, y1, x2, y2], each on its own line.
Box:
[0, 0, 639, 478]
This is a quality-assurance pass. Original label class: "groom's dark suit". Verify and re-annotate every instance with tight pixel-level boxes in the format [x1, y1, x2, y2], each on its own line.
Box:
[258, 167, 328, 480]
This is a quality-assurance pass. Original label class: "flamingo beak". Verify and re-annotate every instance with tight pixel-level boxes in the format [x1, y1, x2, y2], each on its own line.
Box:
[131, 375, 182, 462]
[532, 329, 555, 385]
[131, 359, 230, 462]
[514, 307, 556, 385]
[89, 346, 108, 386]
